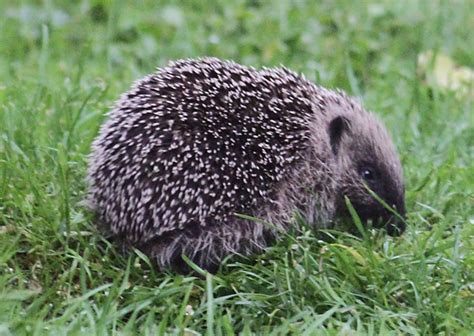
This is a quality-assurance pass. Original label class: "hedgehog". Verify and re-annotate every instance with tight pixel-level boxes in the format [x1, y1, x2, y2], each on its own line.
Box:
[87, 57, 406, 272]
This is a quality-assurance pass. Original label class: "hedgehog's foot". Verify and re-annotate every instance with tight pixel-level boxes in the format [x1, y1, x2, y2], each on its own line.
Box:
[138, 219, 272, 274]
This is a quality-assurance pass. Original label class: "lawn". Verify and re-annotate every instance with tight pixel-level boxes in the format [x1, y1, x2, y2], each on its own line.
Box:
[0, 0, 473, 334]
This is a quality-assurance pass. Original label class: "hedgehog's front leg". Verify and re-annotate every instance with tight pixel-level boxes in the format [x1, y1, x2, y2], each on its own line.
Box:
[138, 219, 271, 273]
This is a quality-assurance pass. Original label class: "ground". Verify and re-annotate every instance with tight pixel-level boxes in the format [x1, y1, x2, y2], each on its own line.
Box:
[0, 1, 473, 334]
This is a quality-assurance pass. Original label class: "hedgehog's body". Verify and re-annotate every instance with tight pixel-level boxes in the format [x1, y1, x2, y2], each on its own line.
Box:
[88, 58, 405, 271]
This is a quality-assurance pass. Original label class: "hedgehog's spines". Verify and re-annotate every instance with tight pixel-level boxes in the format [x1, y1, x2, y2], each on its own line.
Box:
[87, 58, 405, 271]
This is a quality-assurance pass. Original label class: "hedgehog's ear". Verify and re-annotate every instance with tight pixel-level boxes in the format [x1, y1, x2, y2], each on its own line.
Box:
[328, 116, 350, 156]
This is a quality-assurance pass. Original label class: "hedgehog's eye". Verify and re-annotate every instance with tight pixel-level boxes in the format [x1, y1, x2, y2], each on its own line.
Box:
[360, 167, 376, 181]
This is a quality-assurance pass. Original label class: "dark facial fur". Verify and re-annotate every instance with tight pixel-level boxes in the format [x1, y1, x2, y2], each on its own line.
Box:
[327, 102, 406, 235]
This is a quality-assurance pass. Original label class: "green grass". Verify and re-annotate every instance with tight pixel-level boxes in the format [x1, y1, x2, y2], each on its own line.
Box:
[0, 0, 473, 334]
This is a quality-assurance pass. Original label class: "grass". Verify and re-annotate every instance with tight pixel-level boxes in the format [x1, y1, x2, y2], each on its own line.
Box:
[0, 0, 473, 334]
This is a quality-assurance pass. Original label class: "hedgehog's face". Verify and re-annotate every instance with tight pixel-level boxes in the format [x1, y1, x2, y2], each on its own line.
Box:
[328, 115, 406, 236]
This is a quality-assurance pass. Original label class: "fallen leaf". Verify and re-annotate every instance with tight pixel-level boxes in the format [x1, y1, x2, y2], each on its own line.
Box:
[417, 50, 473, 98]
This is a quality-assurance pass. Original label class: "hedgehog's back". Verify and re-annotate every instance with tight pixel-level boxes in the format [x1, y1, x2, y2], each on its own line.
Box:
[87, 58, 316, 245]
